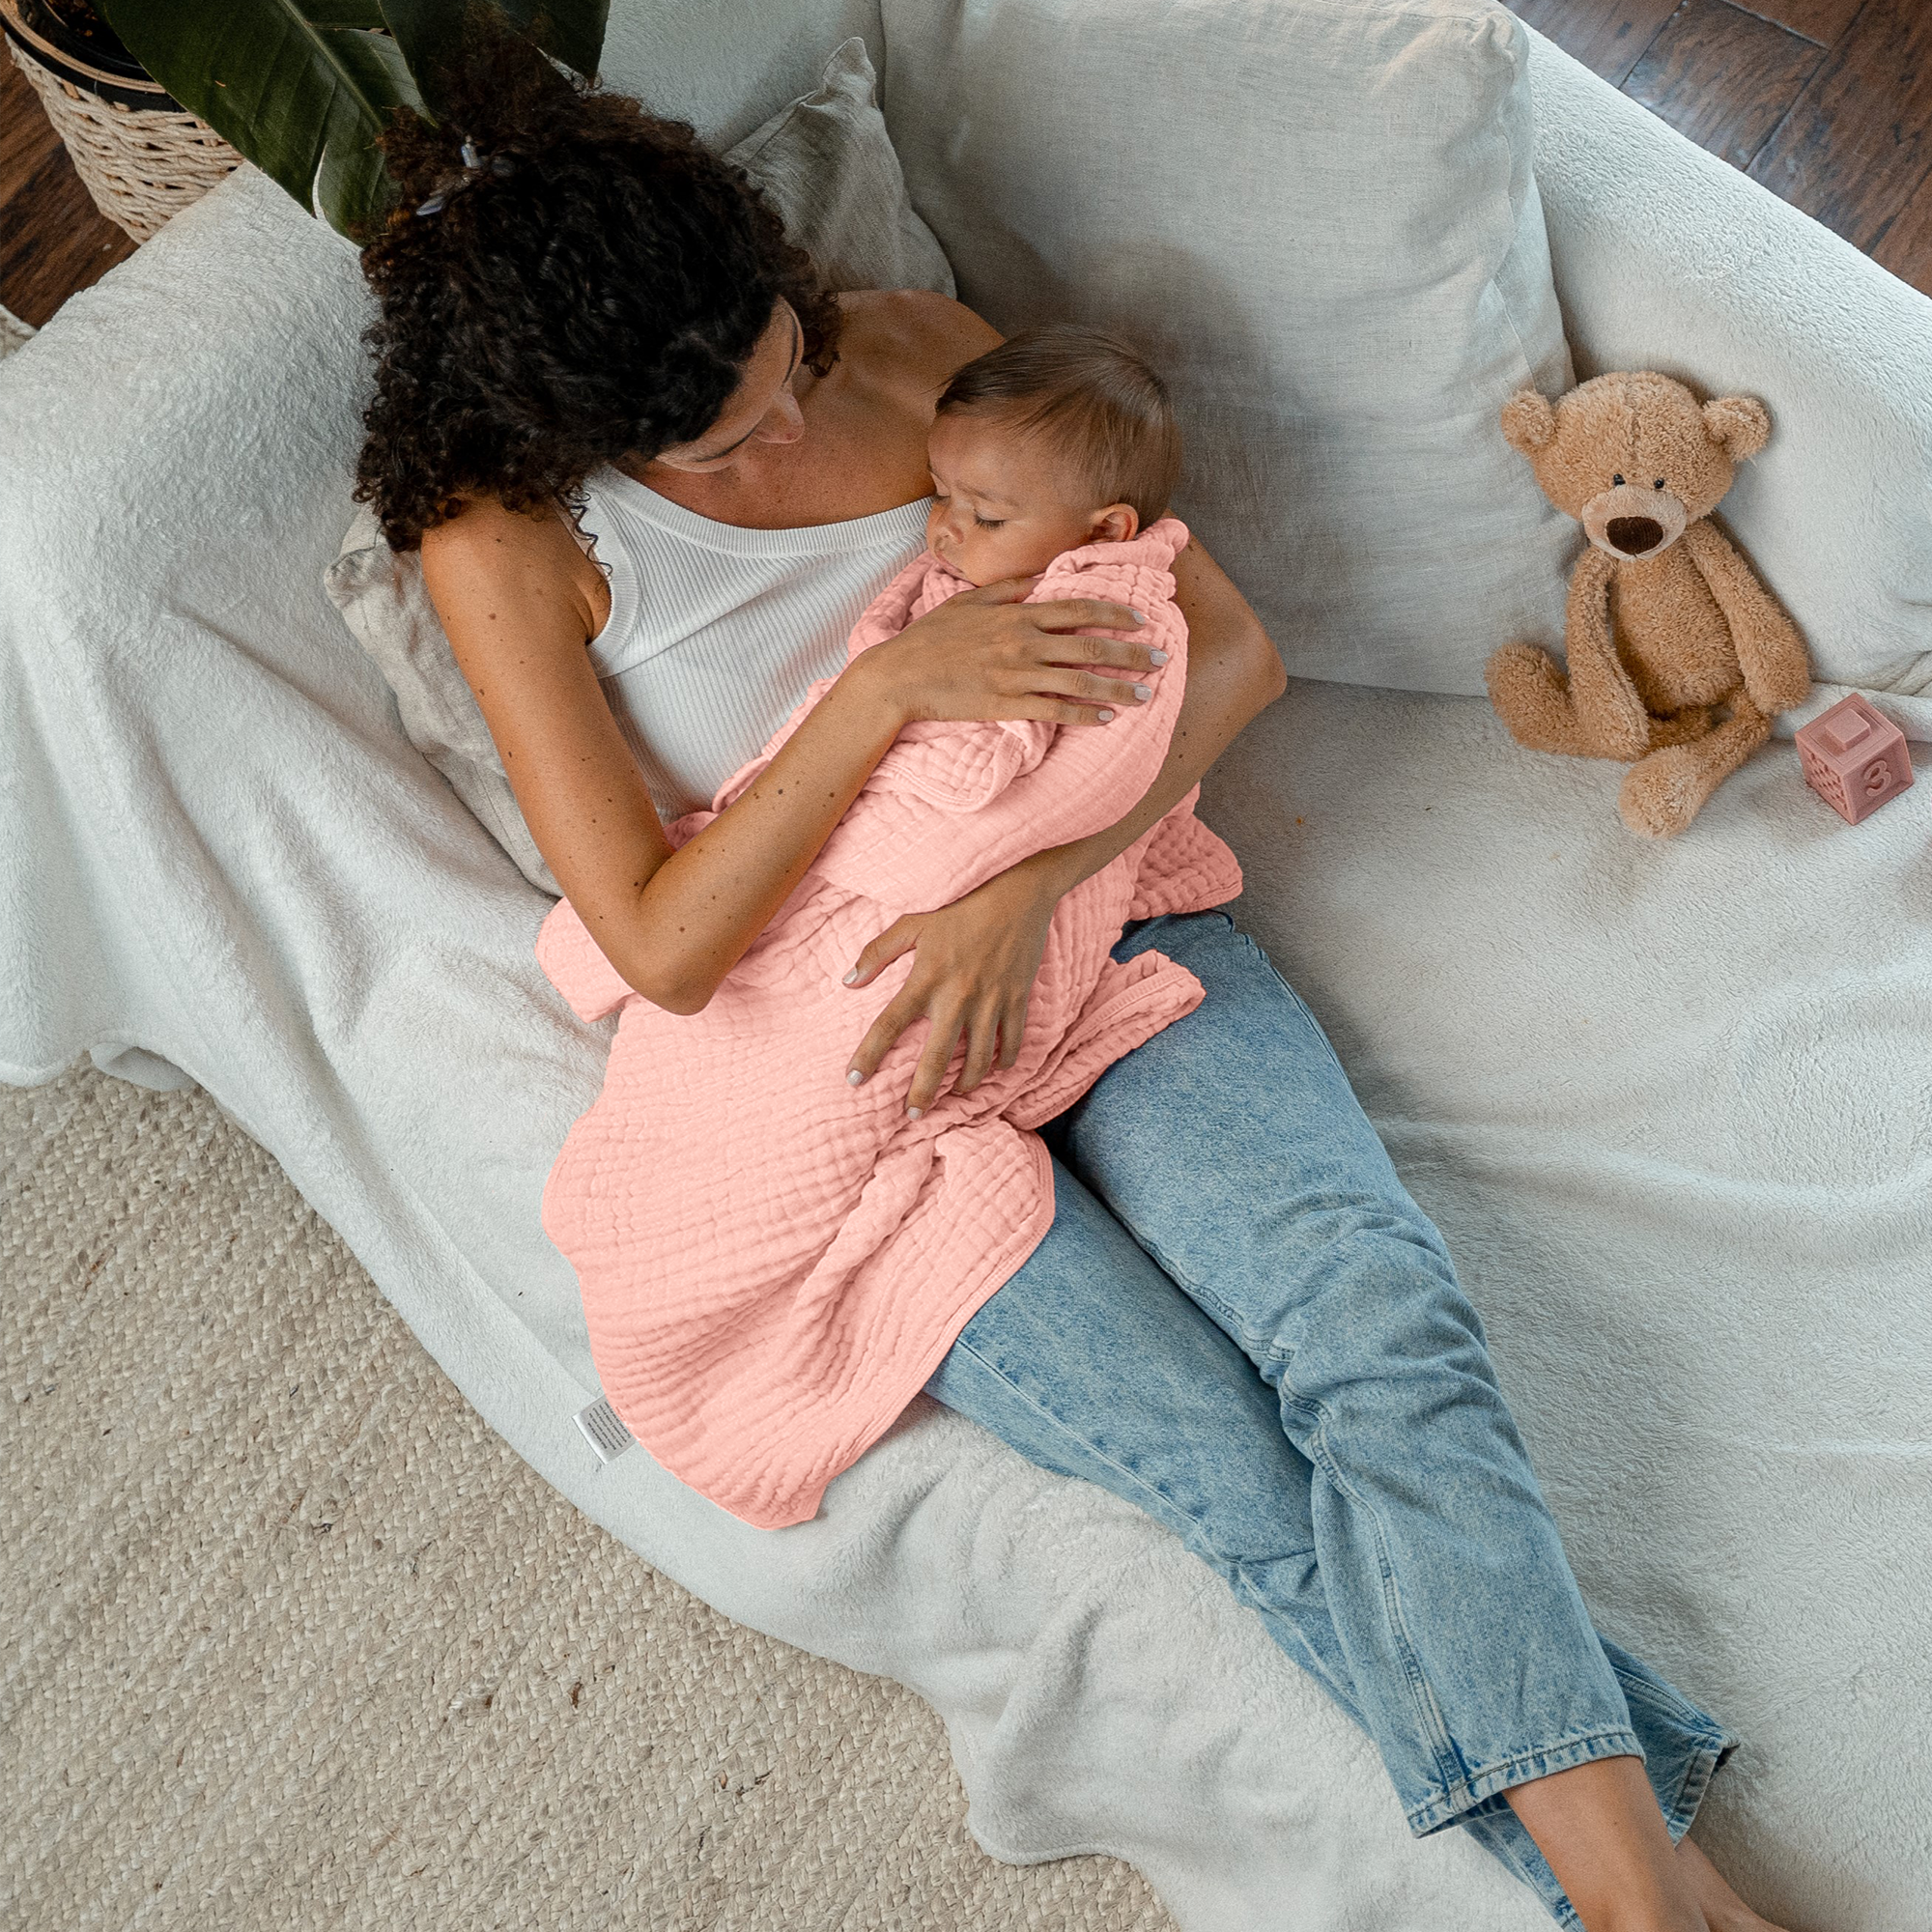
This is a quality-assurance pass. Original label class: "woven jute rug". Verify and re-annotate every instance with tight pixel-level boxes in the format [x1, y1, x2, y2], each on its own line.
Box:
[1, 1059, 1179, 1930]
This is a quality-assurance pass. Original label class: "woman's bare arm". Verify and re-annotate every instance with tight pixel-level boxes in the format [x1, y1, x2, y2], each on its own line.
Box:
[420, 497, 1160, 1014]
[423, 498, 896, 1012]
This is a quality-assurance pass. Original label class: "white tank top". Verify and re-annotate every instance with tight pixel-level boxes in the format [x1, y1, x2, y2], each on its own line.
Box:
[569, 464, 932, 824]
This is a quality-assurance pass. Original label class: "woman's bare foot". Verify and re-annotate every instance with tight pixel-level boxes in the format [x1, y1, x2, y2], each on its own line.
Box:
[1504, 1759, 1809, 1932]
[1506, 1757, 1702, 1932]
[1674, 1833, 1799, 1932]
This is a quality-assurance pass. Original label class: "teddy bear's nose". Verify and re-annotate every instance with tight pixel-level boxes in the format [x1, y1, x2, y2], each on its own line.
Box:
[1606, 516, 1664, 555]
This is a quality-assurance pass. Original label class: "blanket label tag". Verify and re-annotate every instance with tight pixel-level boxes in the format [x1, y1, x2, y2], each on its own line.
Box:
[574, 1395, 635, 1465]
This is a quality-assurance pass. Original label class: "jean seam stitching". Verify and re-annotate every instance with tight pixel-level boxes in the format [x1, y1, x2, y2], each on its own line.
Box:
[1612, 1673, 1736, 1834]
[1658, 1730, 1734, 1840]
[1081, 1187, 1282, 1366]
[943, 1333, 1193, 1526]
[1405, 1725, 1644, 1833]
[1614, 1667, 1732, 1739]
[1284, 1389, 1467, 1803]
[1240, 933, 1349, 1081]
[1138, 1236, 1275, 1362]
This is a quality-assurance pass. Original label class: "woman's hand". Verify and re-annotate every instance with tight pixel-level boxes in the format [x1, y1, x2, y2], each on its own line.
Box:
[842, 850, 1069, 1116]
[834, 577, 1167, 1113]
[850, 574, 1168, 728]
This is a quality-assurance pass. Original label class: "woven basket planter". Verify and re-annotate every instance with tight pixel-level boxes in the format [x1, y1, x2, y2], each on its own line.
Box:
[1, 0, 240, 243]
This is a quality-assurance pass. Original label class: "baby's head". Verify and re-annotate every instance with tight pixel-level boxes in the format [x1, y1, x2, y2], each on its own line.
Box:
[925, 324, 1181, 586]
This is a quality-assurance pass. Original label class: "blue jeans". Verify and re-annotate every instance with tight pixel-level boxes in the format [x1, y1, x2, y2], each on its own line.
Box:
[923, 908, 1735, 1926]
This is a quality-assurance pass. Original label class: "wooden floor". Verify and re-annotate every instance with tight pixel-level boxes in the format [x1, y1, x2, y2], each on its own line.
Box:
[1518, 0, 1932, 293]
[2, 5, 1929, 326]
[0, 52, 135, 328]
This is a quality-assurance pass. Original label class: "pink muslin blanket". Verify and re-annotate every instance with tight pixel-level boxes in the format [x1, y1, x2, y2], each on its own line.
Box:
[536, 516, 1243, 1528]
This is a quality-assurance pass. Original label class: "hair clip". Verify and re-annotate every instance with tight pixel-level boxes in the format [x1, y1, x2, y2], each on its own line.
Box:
[414, 140, 516, 215]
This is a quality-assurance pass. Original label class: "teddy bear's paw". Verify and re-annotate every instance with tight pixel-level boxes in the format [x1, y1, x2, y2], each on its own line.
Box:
[1747, 659, 1813, 718]
[1618, 748, 1709, 838]
[1485, 643, 1577, 751]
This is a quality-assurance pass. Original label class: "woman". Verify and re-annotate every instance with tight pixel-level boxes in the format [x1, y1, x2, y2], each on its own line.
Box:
[355, 35, 1794, 1932]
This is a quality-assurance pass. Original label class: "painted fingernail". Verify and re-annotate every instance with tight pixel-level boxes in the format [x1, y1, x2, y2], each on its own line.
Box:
[1095, 708, 1115, 722]
[1149, 648, 1169, 665]
[848, 1068, 865, 1086]
[1133, 684, 1151, 699]
[907, 1105, 923, 1120]
[1131, 610, 1148, 623]
[842, 967, 860, 984]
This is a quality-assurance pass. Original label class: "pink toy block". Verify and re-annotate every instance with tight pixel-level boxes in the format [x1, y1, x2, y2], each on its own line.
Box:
[1795, 694, 1915, 824]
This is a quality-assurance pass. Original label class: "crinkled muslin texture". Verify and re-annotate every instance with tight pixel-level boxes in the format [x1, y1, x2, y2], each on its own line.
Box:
[536, 520, 1242, 1528]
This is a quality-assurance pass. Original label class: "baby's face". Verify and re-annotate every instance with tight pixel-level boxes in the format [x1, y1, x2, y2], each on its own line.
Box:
[925, 410, 1132, 586]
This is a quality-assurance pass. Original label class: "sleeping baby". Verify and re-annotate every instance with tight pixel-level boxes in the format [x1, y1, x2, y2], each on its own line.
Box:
[536, 323, 1244, 1529]
[926, 320, 1180, 589]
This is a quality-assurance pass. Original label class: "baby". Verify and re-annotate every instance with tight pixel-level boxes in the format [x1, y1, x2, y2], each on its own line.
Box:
[536, 321, 1243, 1531]
[923, 321, 1183, 590]
[756, 320, 1192, 820]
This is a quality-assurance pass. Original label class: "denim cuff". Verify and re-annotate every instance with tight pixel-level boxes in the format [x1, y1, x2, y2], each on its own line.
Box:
[1417, 1722, 1738, 1929]
[1609, 1660, 1740, 1843]
[1658, 1728, 1738, 1842]
[1404, 1725, 1645, 1837]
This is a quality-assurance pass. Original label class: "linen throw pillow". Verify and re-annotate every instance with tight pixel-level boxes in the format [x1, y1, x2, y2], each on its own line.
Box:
[729, 37, 955, 298]
[327, 38, 953, 898]
[878, 0, 1577, 695]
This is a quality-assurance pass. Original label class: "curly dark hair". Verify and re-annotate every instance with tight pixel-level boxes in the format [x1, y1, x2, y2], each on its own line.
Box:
[353, 20, 841, 550]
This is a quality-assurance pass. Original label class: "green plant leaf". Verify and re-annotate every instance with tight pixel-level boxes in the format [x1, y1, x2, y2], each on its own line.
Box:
[94, 0, 424, 238]
[379, 0, 608, 113]
[313, 25, 422, 235]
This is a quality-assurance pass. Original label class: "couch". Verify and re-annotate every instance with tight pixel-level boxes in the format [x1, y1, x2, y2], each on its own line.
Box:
[3, 2, 1927, 1926]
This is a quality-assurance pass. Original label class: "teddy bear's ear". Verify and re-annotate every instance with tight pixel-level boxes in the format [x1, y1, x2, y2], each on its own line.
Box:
[1702, 394, 1772, 462]
[1500, 389, 1558, 454]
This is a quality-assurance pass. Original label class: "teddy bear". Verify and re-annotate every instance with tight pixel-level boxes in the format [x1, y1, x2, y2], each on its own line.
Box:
[1486, 370, 1812, 838]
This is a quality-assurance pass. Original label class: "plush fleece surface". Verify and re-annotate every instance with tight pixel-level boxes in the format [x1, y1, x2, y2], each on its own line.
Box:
[538, 523, 1241, 1530]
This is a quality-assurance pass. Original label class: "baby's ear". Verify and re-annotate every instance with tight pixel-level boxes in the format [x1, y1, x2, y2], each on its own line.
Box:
[1091, 503, 1140, 545]
[1702, 394, 1772, 461]
[1501, 388, 1558, 454]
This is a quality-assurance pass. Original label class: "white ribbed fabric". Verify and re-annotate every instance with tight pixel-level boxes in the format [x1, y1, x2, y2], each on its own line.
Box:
[573, 465, 933, 823]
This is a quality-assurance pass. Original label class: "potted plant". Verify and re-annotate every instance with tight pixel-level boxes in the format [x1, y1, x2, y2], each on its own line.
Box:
[0, 0, 241, 242]
[2, 0, 608, 245]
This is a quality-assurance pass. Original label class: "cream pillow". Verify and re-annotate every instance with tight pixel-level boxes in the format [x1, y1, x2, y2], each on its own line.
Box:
[879, 0, 1577, 695]
[327, 38, 953, 897]
[729, 37, 954, 300]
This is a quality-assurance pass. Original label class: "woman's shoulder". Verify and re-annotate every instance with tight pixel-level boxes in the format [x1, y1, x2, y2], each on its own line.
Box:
[419, 493, 609, 644]
[832, 288, 1003, 407]
[421, 492, 595, 580]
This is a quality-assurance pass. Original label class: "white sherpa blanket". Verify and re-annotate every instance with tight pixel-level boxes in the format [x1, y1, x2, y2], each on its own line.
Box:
[4, 169, 1927, 1932]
